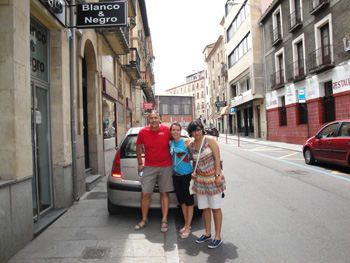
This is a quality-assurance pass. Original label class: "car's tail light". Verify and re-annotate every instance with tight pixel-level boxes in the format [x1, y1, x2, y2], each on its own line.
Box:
[111, 150, 122, 178]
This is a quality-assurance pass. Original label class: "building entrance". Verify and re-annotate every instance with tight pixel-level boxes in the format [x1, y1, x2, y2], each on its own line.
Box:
[31, 80, 53, 220]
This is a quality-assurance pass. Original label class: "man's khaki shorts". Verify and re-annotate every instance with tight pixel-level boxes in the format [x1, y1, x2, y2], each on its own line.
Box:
[141, 165, 174, 193]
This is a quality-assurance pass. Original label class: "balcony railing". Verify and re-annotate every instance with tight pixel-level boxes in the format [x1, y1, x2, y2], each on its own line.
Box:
[97, 24, 130, 55]
[270, 70, 285, 89]
[286, 59, 305, 82]
[272, 26, 282, 45]
[221, 64, 227, 76]
[124, 48, 141, 80]
[310, 0, 329, 15]
[289, 8, 302, 32]
[308, 45, 334, 73]
[129, 48, 140, 70]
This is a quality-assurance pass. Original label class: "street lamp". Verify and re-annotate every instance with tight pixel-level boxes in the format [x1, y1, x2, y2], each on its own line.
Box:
[227, 1, 262, 15]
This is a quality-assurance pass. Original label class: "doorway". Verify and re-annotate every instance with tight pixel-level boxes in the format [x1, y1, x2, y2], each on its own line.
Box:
[31, 80, 53, 220]
[82, 57, 90, 169]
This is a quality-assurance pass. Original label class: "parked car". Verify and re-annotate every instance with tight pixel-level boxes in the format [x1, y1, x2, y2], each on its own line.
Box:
[205, 127, 219, 137]
[104, 127, 115, 138]
[107, 127, 198, 215]
[303, 120, 350, 168]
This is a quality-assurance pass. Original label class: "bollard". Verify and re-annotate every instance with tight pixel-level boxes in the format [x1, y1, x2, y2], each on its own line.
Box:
[237, 128, 240, 147]
[226, 128, 227, 144]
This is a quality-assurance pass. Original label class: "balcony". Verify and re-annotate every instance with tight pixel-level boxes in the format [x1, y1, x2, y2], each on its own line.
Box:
[286, 59, 305, 82]
[310, 0, 329, 15]
[139, 71, 153, 102]
[270, 70, 285, 90]
[221, 64, 227, 76]
[307, 45, 334, 73]
[123, 48, 141, 80]
[137, 71, 149, 87]
[272, 26, 282, 46]
[97, 25, 130, 55]
[288, 8, 302, 32]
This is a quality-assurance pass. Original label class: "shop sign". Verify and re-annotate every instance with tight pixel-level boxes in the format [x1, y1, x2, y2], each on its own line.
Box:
[30, 18, 49, 82]
[39, 0, 66, 27]
[266, 92, 278, 110]
[143, 103, 153, 110]
[76, 2, 127, 28]
[230, 108, 235, 114]
[215, 101, 226, 107]
[333, 75, 350, 94]
[103, 77, 118, 101]
[298, 89, 306, 103]
[36, 110, 42, 124]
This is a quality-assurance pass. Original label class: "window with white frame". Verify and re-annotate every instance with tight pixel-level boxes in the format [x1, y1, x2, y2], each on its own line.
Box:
[274, 48, 285, 85]
[292, 34, 305, 79]
[272, 5, 283, 43]
[313, 14, 333, 68]
[289, 0, 302, 28]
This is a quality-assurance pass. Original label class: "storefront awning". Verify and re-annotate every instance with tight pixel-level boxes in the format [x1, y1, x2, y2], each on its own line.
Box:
[220, 106, 230, 115]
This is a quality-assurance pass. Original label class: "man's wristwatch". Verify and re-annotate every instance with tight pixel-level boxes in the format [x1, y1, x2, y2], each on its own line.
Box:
[138, 163, 143, 165]
[215, 174, 220, 177]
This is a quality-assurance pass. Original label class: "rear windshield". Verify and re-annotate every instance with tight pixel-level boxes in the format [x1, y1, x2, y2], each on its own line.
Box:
[120, 135, 145, 158]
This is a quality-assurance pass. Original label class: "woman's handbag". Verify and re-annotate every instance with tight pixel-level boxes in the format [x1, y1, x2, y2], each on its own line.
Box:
[189, 136, 205, 195]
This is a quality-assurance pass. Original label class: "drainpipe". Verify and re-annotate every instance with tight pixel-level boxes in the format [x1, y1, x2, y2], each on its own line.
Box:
[70, 0, 79, 202]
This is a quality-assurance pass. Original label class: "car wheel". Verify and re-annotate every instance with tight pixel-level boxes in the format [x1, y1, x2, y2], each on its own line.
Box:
[108, 198, 121, 215]
[304, 148, 315, 165]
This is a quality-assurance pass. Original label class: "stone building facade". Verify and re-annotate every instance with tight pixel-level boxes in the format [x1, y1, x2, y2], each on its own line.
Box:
[165, 71, 206, 121]
[204, 35, 229, 133]
[0, 1, 155, 262]
[260, 0, 350, 144]
[224, 0, 267, 139]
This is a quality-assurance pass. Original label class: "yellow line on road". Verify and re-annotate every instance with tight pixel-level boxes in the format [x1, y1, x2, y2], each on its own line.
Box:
[279, 152, 300, 159]
[332, 171, 350, 176]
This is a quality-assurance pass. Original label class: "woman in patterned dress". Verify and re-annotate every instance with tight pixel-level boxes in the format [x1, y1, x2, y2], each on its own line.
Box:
[187, 120, 226, 249]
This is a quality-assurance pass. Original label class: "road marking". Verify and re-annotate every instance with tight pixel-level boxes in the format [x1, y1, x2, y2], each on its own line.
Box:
[279, 152, 300, 159]
[251, 146, 284, 152]
[332, 171, 350, 177]
[249, 150, 350, 182]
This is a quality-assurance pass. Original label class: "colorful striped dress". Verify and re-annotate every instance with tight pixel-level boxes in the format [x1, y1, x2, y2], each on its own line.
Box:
[191, 136, 226, 196]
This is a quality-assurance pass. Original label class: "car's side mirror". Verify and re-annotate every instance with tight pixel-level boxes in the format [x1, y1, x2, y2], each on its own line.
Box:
[315, 134, 320, 139]
[116, 146, 120, 151]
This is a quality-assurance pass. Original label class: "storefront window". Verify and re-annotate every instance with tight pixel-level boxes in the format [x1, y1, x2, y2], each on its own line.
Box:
[103, 99, 116, 139]
[118, 102, 124, 124]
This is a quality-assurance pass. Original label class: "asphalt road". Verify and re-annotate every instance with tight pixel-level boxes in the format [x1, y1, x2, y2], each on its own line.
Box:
[175, 139, 350, 263]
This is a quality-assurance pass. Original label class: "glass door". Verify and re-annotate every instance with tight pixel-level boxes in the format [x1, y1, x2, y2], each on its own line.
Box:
[31, 81, 53, 220]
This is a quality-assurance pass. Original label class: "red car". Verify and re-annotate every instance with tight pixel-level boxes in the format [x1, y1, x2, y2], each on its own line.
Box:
[303, 120, 350, 168]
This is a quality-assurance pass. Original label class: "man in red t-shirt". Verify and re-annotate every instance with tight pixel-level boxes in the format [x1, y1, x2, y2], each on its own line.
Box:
[134, 110, 173, 233]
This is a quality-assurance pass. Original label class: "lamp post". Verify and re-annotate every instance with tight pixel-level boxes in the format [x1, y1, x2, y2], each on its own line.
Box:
[227, 1, 262, 15]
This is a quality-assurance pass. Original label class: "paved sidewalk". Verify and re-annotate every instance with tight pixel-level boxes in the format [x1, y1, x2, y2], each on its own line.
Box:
[217, 133, 303, 152]
[8, 176, 179, 263]
[7, 136, 303, 263]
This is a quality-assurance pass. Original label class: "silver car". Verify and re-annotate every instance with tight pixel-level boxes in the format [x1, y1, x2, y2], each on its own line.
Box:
[107, 127, 197, 215]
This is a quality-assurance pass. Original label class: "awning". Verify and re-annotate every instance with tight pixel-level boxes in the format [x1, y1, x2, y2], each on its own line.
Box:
[220, 106, 230, 115]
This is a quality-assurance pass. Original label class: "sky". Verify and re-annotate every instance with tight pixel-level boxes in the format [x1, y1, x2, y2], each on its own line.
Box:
[145, 0, 228, 93]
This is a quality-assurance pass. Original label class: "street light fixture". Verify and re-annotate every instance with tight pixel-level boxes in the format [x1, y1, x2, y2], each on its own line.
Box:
[227, 1, 262, 15]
